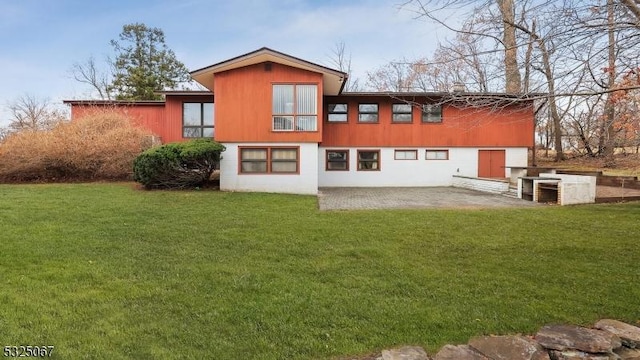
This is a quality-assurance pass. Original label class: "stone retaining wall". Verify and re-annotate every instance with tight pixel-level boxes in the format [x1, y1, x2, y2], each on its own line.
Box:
[374, 319, 640, 360]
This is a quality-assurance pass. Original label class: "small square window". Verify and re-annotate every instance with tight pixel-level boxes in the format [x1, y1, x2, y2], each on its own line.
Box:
[422, 104, 442, 123]
[271, 148, 298, 173]
[240, 148, 268, 173]
[328, 104, 348, 122]
[326, 150, 349, 171]
[392, 104, 413, 123]
[358, 104, 378, 123]
[357, 150, 380, 170]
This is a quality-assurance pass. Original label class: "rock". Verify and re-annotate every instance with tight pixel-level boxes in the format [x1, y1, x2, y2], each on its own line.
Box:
[595, 320, 640, 349]
[379, 346, 430, 360]
[433, 344, 489, 360]
[548, 349, 618, 360]
[615, 347, 640, 360]
[536, 325, 622, 353]
[469, 335, 550, 360]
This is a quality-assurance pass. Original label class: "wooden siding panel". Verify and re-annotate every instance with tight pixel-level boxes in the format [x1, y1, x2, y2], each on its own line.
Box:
[214, 62, 324, 143]
[322, 96, 534, 147]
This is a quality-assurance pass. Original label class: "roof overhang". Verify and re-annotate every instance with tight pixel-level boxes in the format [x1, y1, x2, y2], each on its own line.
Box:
[190, 47, 348, 95]
[156, 90, 213, 97]
[62, 100, 165, 106]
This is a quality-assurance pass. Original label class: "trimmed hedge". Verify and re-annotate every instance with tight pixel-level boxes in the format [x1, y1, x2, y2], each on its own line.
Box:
[133, 139, 225, 189]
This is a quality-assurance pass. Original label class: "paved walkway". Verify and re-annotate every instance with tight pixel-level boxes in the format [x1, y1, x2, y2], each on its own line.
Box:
[318, 187, 542, 211]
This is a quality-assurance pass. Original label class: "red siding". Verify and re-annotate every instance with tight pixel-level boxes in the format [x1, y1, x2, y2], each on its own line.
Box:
[214, 62, 324, 143]
[321, 96, 534, 147]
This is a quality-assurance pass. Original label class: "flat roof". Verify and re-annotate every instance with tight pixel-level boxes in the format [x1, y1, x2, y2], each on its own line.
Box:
[63, 100, 165, 106]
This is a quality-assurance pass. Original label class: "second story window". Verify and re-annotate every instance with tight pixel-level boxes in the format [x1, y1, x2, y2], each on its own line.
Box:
[358, 104, 378, 123]
[183, 103, 214, 138]
[273, 84, 317, 131]
[392, 104, 413, 123]
[422, 104, 442, 123]
[328, 104, 348, 122]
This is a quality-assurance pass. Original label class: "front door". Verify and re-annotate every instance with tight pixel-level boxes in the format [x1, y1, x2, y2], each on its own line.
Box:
[478, 150, 506, 178]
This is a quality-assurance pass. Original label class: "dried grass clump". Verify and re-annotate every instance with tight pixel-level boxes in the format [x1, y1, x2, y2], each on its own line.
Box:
[0, 110, 154, 182]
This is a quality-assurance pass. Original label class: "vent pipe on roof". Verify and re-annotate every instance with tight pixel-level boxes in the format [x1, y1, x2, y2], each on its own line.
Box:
[451, 82, 466, 93]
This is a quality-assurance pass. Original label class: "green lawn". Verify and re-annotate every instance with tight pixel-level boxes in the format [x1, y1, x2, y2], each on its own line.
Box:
[1, 183, 639, 359]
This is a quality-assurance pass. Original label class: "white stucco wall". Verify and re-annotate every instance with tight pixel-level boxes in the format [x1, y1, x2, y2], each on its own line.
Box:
[504, 148, 529, 178]
[318, 147, 528, 187]
[220, 143, 318, 195]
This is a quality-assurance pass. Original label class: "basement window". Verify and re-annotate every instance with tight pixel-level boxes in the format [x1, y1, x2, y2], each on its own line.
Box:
[357, 150, 380, 170]
[426, 150, 449, 160]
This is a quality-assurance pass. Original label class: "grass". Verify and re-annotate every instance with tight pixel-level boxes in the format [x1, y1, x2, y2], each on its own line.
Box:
[1, 183, 639, 359]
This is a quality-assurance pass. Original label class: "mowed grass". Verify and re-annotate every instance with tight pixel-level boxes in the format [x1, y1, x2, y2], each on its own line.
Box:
[1, 183, 639, 359]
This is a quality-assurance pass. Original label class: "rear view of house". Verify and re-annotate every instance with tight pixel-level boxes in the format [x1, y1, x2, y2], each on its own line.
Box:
[65, 47, 535, 195]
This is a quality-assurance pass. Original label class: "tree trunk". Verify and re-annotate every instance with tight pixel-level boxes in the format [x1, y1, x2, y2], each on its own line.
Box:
[602, 0, 617, 167]
[497, 0, 522, 93]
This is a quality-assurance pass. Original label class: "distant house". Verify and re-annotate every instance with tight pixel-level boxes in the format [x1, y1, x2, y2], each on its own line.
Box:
[65, 47, 535, 195]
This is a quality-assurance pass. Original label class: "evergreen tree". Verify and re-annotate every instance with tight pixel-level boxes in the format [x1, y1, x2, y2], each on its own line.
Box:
[109, 23, 190, 100]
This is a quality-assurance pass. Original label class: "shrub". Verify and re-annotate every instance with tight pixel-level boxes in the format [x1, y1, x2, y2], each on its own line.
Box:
[133, 139, 225, 189]
[0, 110, 154, 182]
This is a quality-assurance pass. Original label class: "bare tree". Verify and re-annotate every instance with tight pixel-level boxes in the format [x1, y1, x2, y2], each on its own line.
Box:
[401, 0, 640, 162]
[365, 57, 424, 91]
[328, 41, 360, 91]
[70, 56, 113, 100]
[621, 0, 640, 25]
[6, 94, 67, 132]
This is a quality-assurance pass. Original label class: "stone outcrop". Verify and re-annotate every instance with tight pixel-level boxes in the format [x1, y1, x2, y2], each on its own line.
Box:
[468, 335, 550, 360]
[378, 346, 430, 360]
[536, 325, 621, 353]
[369, 320, 639, 360]
[595, 319, 640, 349]
[615, 347, 640, 360]
[433, 344, 489, 360]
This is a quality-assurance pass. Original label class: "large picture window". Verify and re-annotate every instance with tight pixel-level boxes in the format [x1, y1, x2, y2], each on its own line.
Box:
[357, 150, 380, 170]
[239, 147, 299, 174]
[183, 103, 214, 138]
[326, 150, 349, 171]
[273, 84, 317, 131]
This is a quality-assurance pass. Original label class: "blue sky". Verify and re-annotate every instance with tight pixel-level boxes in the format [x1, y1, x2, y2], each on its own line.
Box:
[0, 0, 445, 126]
